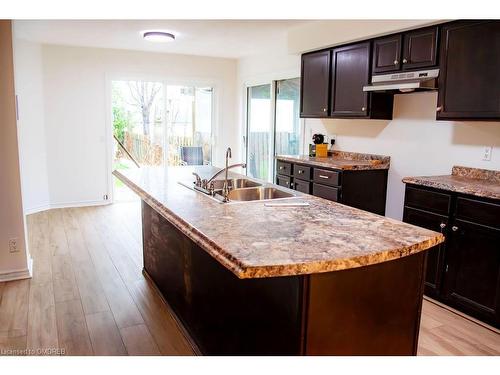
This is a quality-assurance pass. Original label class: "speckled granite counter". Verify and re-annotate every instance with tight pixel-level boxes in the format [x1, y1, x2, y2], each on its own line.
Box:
[276, 150, 390, 171]
[403, 166, 500, 200]
[114, 166, 442, 279]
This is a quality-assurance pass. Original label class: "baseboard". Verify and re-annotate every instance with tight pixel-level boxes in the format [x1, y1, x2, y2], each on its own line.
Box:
[24, 204, 51, 215]
[24, 200, 111, 215]
[0, 257, 33, 282]
[49, 200, 111, 209]
[424, 296, 500, 334]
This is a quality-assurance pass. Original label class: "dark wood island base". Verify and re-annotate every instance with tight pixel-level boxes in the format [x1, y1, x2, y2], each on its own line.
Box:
[142, 200, 429, 355]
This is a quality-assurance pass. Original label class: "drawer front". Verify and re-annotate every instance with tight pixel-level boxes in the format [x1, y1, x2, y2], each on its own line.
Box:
[313, 168, 341, 186]
[294, 179, 311, 194]
[313, 183, 339, 202]
[455, 197, 500, 229]
[276, 174, 292, 189]
[404, 186, 451, 215]
[294, 164, 312, 180]
[277, 161, 292, 176]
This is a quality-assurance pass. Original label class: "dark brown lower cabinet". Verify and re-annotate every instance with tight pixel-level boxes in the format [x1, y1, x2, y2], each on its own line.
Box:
[403, 184, 500, 328]
[444, 220, 500, 325]
[276, 159, 388, 215]
[403, 207, 448, 299]
[293, 178, 311, 194]
[276, 174, 292, 189]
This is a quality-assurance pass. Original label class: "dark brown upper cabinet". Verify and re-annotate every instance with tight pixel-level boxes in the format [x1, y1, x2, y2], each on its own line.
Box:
[402, 27, 438, 70]
[372, 35, 402, 74]
[373, 27, 438, 74]
[331, 42, 393, 119]
[437, 20, 500, 121]
[300, 50, 331, 118]
[331, 42, 370, 117]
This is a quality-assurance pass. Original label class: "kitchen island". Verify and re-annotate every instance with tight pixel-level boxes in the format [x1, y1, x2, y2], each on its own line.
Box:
[114, 166, 444, 355]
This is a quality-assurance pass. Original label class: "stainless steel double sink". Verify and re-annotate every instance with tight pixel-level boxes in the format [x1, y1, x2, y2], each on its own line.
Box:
[181, 178, 296, 203]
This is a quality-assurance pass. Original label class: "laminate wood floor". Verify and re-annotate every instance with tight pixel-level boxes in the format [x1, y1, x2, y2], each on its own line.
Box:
[0, 202, 498, 356]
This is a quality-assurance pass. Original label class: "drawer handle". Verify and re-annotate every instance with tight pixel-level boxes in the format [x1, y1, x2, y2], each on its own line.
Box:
[439, 223, 446, 229]
[452, 226, 459, 232]
[318, 175, 329, 179]
[298, 170, 303, 174]
[279, 166, 284, 170]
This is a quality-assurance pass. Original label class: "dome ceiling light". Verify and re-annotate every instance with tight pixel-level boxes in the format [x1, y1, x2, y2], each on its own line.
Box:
[143, 31, 175, 43]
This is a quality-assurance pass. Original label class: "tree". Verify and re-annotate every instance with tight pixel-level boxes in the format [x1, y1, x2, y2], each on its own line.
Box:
[127, 81, 162, 136]
[112, 106, 129, 143]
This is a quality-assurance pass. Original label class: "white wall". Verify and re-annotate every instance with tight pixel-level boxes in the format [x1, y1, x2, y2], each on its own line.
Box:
[287, 19, 443, 54]
[305, 92, 500, 220]
[13, 39, 50, 214]
[15, 42, 237, 208]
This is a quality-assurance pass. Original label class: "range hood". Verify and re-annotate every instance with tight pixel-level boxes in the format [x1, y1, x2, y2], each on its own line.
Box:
[363, 69, 439, 93]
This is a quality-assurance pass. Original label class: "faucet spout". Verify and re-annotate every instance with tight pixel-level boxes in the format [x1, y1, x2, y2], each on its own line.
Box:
[199, 147, 246, 201]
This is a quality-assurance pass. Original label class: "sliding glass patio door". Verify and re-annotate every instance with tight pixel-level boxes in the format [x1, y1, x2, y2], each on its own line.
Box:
[111, 80, 214, 200]
[245, 78, 301, 182]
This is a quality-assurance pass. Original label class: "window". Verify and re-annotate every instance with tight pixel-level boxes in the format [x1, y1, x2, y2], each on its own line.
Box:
[245, 78, 301, 182]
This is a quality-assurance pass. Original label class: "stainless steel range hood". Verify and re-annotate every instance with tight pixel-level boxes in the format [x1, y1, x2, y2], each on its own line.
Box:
[363, 69, 439, 93]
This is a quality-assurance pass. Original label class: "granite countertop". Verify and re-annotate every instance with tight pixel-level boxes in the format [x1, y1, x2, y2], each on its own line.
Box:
[114, 166, 443, 279]
[276, 150, 390, 171]
[403, 166, 500, 200]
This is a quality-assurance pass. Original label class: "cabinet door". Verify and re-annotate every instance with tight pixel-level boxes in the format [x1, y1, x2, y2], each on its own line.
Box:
[293, 178, 311, 194]
[437, 21, 500, 120]
[276, 175, 292, 189]
[402, 27, 438, 70]
[403, 207, 448, 299]
[300, 50, 331, 118]
[444, 220, 500, 327]
[331, 42, 370, 117]
[372, 35, 402, 74]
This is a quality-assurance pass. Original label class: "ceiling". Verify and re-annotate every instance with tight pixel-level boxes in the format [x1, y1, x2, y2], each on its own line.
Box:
[14, 20, 309, 59]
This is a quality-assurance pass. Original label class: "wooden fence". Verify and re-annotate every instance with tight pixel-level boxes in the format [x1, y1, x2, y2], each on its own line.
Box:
[247, 132, 299, 180]
[121, 131, 197, 166]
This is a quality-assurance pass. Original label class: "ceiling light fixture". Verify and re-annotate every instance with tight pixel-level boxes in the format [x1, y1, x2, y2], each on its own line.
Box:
[143, 31, 175, 43]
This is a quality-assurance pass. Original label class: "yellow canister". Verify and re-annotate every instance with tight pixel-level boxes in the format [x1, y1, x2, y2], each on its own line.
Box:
[315, 144, 328, 157]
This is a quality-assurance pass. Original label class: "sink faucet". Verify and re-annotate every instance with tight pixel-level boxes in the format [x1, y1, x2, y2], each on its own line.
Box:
[222, 147, 233, 202]
[193, 147, 246, 201]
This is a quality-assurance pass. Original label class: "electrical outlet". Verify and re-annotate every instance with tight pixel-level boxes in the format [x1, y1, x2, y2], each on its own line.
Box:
[329, 134, 337, 145]
[9, 238, 19, 253]
[482, 146, 492, 161]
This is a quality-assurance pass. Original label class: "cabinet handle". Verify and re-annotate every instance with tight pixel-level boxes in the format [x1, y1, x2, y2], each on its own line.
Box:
[298, 170, 303, 174]
[318, 175, 329, 179]
[361, 107, 366, 111]
[440, 223, 446, 229]
[436, 106, 443, 112]
[290, 182, 294, 188]
[402, 58, 408, 64]
[323, 108, 327, 112]
[393, 60, 398, 65]
[452, 226, 459, 232]
[279, 166, 284, 170]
